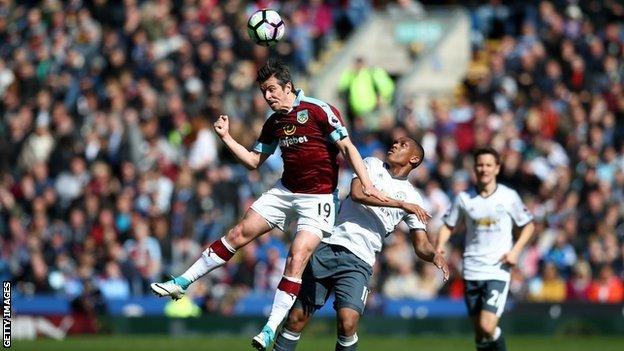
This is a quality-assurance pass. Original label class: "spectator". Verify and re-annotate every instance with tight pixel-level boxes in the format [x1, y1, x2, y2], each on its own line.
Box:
[566, 260, 592, 301]
[382, 260, 421, 300]
[528, 262, 567, 302]
[97, 261, 131, 300]
[543, 231, 577, 277]
[588, 264, 624, 303]
[123, 217, 162, 294]
[338, 56, 395, 128]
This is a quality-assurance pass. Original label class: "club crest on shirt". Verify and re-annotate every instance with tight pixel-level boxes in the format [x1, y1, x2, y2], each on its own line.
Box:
[296, 110, 309, 124]
[395, 191, 406, 201]
[283, 124, 297, 136]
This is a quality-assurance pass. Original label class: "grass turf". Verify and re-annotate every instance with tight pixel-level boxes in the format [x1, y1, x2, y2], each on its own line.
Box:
[10, 335, 624, 351]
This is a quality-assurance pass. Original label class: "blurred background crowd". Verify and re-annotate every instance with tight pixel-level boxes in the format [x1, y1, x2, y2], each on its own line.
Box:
[0, 0, 623, 318]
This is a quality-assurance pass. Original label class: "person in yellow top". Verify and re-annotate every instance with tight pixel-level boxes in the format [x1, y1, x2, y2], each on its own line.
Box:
[338, 57, 395, 129]
[528, 262, 567, 302]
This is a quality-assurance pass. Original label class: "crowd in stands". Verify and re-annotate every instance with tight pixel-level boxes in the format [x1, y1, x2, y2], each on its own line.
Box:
[390, 0, 624, 304]
[0, 0, 623, 318]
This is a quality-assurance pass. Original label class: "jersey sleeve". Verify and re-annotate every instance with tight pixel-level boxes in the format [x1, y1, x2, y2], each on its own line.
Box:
[403, 192, 427, 231]
[442, 194, 464, 228]
[352, 157, 376, 179]
[252, 117, 278, 154]
[508, 190, 533, 226]
[317, 103, 348, 143]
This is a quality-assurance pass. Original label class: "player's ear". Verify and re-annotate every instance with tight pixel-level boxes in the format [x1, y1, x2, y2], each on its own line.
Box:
[410, 155, 421, 166]
[284, 81, 292, 93]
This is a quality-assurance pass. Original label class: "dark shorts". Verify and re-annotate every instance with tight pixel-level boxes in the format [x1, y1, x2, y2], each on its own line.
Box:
[294, 243, 373, 315]
[463, 279, 510, 317]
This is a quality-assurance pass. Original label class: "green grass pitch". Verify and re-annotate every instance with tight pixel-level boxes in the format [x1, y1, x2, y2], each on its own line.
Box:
[10, 335, 624, 351]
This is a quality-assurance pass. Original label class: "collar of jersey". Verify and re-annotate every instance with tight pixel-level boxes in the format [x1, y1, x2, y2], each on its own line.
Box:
[292, 89, 304, 107]
[282, 89, 304, 114]
[383, 162, 408, 180]
[477, 184, 499, 199]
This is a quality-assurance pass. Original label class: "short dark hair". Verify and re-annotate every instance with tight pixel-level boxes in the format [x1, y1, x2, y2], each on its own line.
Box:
[473, 147, 501, 164]
[409, 137, 425, 168]
[256, 58, 293, 89]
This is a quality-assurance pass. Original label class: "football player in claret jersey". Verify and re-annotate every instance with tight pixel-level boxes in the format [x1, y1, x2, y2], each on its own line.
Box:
[150, 58, 387, 351]
[273, 137, 449, 351]
[435, 147, 535, 351]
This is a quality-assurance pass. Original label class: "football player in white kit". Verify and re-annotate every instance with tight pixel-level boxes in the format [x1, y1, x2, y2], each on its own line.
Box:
[273, 136, 450, 351]
[436, 147, 535, 351]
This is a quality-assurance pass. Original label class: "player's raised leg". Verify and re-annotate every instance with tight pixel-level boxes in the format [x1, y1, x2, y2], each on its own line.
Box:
[252, 229, 321, 350]
[150, 209, 271, 299]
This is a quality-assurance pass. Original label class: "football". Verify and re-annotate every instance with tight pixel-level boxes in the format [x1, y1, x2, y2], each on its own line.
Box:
[246, 9, 285, 47]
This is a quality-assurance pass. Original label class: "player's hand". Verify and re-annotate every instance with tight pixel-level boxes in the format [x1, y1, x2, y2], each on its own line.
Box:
[433, 253, 450, 282]
[400, 202, 432, 224]
[499, 250, 519, 267]
[213, 114, 230, 139]
[361, 184, 389, 202]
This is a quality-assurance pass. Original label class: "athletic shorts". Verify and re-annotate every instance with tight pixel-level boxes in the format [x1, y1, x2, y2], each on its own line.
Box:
[463, 279, 510, 317]
[294, 243, 373, 315]
[250, 181, 338, 238]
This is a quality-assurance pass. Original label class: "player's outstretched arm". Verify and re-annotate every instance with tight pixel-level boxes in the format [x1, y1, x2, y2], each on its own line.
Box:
[499, 221, 535, 266]
[410, 229, 450, 281]
[435, 224, 453, 255]
[335, 138, 388, 202]
[350, 178, 430, 224]
[213, 114, 269, 170]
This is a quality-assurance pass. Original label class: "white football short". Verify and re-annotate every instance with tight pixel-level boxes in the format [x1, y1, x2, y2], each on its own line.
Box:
[250, 181, 338, 239]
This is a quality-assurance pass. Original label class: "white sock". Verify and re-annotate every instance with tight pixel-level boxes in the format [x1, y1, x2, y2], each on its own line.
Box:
[491, 327, 501, 341]
[180, 238, 235, 282]
[280, 328, 301, 341]
[266, 276, 302, 332]
[338, 333, 358, 347]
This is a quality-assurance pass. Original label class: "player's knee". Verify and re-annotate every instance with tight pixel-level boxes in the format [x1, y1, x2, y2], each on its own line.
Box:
[478, 320, 497, 337]
[337, 316, 358, 336]
[225, 223, 246, 247]
[285, 311, 307, 333]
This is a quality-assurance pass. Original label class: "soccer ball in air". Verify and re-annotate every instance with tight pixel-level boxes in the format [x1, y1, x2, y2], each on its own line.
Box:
[247, 9, 285, 47]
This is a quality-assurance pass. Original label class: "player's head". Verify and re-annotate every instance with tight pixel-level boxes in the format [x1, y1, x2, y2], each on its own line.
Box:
[257, 58, 295, 112]
[473, 147, 501, 186]
[386, 136, 424, 169]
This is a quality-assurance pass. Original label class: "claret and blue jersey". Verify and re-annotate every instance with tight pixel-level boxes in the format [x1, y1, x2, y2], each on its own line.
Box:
[253, 90, 348, 194]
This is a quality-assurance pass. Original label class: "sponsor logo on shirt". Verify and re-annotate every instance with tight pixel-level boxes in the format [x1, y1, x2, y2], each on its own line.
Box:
[475, 217, 498, 227]
[283, 124, 297, 135]
[280, 135, 309, 147]
[296, 110, 309, 124]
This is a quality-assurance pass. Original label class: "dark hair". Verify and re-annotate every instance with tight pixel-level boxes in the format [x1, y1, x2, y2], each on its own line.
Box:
[473, 147, 501, 164]
[409, 136, 425, 168]
[256, 58, 294, 89]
